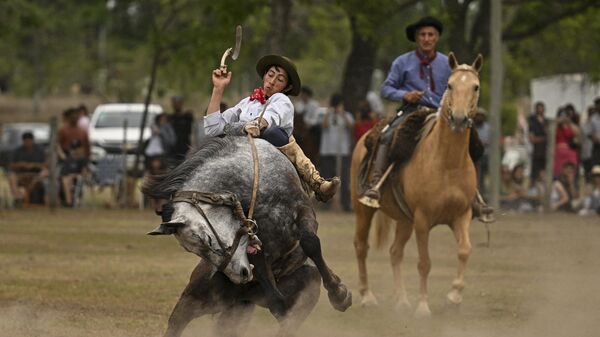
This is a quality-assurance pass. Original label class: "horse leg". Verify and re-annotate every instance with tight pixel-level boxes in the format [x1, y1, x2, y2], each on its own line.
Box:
[390, 219, 413, 312]
[164, 261, 229, 337]
[447, 212, 472, 305]
[271, 265, 321, 337]
[299, 227, 352, 312]
[216, 303, 255, 337]
[353, 204, 378, 306]
[413, 211, 432, 318]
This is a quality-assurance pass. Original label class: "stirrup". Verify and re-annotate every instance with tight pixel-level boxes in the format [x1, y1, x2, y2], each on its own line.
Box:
[358, 189, 380, 209]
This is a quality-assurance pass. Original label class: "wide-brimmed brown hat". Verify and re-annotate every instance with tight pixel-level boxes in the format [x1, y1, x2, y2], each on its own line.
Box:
[256, 55, 301, 96]
[405, 16, 444, 42]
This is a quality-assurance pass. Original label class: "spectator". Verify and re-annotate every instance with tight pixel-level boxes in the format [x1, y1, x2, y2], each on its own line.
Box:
[527, 101, 548, 183]
[553, 108, 579, 178]
[58, 107, 91, 207]
[353, 100, 378, 142]
[579, 165, 600, 216]
[8, 132, 47, 206]
[588, 98, 600, 169]
[527, 168, 546, 213]
[320, 93, 355, 211]
[581, 105, 597, 181]
[551, 162, 581, 212]
[77, 104, 90, 132]
[294, 86, 323, 163]
[474, 107, 491, 195]
[145, 113, 176, 172]
[169, 96, 194, 164]
[499, 163, 534, 212]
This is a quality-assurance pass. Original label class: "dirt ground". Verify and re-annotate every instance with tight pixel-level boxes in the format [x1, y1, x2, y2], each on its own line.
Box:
[1, 208, 599, 337]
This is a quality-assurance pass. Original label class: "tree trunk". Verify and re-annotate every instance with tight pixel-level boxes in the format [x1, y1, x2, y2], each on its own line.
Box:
[341, 16, 378, 115]
[267, 0, 293, 54]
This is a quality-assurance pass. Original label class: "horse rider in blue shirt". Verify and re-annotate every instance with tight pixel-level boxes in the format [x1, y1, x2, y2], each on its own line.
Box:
[362, 16, 449, 203]
[205, 55, 340, 202]
[361, 16, 493, 221]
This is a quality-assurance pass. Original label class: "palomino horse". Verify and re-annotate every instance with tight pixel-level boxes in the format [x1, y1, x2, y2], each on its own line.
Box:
[350, 52, 483, 318]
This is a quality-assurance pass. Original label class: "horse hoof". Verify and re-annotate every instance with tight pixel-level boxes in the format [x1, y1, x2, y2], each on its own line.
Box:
[446, 290, 463, 305]
[328, 284, 352, 312]
[360, 290, 379, 307]
[414, 301, 431, 319]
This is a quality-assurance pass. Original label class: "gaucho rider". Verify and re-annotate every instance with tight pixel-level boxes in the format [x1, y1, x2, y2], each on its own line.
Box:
[204, 54, 340, 202]
[360, 16, 493, 221]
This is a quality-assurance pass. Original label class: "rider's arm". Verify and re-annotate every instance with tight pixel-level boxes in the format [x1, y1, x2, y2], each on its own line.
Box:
[381, 57, 409, 102]
[204, 100, 247, 137]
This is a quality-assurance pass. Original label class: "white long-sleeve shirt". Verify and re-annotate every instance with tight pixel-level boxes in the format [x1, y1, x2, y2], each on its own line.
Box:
[204, 93, 294, 137]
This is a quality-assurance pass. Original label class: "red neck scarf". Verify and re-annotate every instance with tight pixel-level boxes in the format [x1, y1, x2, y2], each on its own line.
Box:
[249, 87, 267, 105]
[416, 50, 437, 92]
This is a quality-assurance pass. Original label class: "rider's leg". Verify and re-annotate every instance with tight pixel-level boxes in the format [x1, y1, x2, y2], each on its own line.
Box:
[469, 127, 494, 222]
[361, 142, 389, 205]
[276, 134, 340, 202]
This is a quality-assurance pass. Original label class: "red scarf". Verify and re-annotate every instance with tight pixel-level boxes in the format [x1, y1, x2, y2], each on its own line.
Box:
[249, 87, 266, 105]
[416, 50, 436, 92]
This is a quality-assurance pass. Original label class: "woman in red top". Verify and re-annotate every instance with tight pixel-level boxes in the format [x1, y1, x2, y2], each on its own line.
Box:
[353, 100, 379, 142]
[553, 109, 580, 177]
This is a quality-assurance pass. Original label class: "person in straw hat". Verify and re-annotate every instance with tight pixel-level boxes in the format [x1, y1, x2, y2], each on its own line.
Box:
[204, 55, 339, 202]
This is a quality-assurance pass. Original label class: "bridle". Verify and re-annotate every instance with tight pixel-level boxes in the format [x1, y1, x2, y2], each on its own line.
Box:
[170, 134, 261, 272]
[443, 66, 479, 130]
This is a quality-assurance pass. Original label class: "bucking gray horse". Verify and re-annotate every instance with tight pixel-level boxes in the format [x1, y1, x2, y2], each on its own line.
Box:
[142, 136, 351, 337]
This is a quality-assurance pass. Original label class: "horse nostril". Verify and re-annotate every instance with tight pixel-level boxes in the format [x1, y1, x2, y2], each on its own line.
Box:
[240, 266, 250, 280]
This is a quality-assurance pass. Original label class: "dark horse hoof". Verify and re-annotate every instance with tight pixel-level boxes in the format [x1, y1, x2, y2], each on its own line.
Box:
[328, 283, 352, 312]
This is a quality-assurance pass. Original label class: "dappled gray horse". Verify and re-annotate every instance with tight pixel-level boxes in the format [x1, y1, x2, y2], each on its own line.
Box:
[143, 136, 351, 337]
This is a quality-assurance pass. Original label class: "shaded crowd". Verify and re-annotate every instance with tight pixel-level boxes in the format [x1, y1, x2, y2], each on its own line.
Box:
[489, 98, 600, 216]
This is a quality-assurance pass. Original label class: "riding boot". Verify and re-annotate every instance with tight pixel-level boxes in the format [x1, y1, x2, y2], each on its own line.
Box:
[359, 143, 389, 208]
[278, 136, 340, 202]
[472, 190, 495, 223]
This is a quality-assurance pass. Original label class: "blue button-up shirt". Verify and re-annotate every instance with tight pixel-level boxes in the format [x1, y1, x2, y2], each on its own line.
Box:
[204, 93, 294, 137]
[381, 50, 451, 108]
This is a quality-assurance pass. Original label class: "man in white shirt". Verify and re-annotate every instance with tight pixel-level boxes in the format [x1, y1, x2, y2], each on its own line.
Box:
[204, 55, 339, 202]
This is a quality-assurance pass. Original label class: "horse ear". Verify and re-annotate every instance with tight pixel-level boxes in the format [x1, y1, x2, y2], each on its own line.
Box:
[448, 52, 458, 70]
[472, 54, 483, 73]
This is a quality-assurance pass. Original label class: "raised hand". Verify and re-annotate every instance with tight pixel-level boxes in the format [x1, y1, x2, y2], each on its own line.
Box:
[212, 67, 232, 89]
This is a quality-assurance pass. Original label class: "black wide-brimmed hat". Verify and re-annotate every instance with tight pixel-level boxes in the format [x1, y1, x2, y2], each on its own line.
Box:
[405, 16, 444, 42]
[256, 55, 301, 96]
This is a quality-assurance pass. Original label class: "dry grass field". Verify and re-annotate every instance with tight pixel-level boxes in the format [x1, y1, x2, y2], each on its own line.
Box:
[1, 208, 599, 337]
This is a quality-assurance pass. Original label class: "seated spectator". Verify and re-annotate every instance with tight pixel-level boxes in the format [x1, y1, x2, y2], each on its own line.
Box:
[8, 132, 48, 206]
[500, 163, 535, 212]
[579, 165, 600, 216]
[58, 107, 91, 207]
[526, 169, 546, 213]
[551, 162, 581, 212]
[353, 100, 378, 142]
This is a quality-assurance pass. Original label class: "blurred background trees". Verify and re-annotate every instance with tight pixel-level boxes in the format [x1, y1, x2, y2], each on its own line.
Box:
[0, 0, 599, 130]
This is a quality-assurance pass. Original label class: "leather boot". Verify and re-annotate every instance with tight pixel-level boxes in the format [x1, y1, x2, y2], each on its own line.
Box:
[472, 190, 495, 223]
[359, 143, 389, 208]
[278, 136, 340, 202]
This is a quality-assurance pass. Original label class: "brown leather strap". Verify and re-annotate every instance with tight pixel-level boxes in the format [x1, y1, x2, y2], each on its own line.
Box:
[247, 133, 260, 220]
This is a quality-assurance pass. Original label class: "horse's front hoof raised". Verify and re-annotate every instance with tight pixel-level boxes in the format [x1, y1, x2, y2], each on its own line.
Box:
[328, 284, 352, 312]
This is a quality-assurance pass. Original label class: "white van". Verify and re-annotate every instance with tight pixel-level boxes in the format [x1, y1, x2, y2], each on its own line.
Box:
[88, 103, 163, 168]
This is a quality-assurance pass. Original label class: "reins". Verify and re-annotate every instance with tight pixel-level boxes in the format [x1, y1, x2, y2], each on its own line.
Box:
[170, 135, 261, 272]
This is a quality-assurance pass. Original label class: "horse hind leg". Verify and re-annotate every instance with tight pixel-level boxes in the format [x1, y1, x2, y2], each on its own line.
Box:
[272, 265, 321, 337]
[447, 212, 472, 306]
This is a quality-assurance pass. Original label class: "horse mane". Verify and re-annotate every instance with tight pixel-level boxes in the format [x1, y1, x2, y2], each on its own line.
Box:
[142, 137, 235, 199]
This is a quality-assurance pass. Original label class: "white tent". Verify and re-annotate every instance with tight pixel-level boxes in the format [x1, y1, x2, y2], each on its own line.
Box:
[530, 73, 600, 119]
